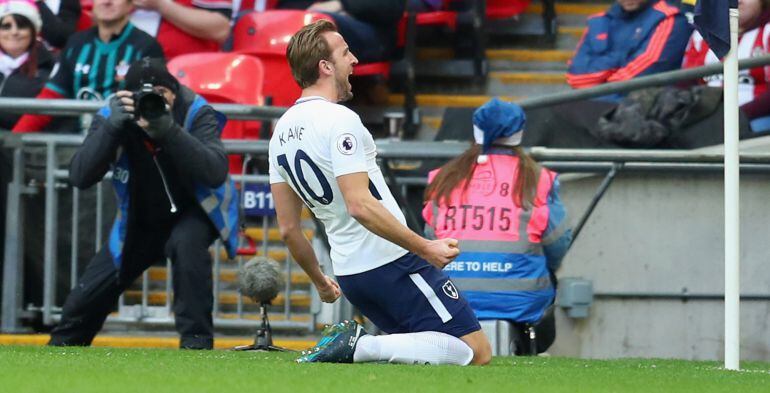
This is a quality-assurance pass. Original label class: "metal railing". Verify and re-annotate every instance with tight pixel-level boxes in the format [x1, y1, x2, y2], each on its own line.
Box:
[518, 54, 770, 109]
[1, 134, 320, 333]
[7, 134, 770, 333]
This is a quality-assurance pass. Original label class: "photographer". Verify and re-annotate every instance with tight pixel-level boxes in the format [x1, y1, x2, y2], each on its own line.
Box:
[48, 58, 239, 350]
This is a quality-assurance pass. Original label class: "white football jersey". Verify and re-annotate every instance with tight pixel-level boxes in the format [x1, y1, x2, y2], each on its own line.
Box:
[268, 96, 408, 275]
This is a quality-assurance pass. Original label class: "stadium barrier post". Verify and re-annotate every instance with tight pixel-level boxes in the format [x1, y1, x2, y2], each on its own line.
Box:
[2, 146, 28, 332]
[70, 187, 79, 289]
[42, 141, 59, 326]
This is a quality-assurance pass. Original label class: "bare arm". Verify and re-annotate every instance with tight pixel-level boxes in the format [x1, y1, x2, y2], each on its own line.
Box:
[135, 0, 231, 44]
[337, 172, 459, 268]
[272, 182, 340, 303]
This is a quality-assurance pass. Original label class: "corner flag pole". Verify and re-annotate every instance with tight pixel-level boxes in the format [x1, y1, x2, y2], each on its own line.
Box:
[723, 6, 740, 371]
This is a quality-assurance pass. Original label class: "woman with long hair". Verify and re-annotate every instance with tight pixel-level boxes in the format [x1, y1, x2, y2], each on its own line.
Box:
[0, 0, 54, 130]
[422, 98, 572, 354]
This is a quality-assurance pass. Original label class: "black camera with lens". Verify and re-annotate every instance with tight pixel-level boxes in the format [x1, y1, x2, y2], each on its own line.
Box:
[133, 83, 168, 120]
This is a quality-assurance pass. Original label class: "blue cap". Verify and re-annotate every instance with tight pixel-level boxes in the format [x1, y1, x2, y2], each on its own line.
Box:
[472, 98, 526, 153]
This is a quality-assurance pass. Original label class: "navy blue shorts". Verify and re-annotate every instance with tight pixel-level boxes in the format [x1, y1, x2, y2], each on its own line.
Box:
[337, 253, 481, 338]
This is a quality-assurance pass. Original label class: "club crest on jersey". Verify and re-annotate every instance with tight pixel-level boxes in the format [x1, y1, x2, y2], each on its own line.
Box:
[115, 61, 130, 82]
[442, 280, 459, 300]
[337, 133, 357, 155]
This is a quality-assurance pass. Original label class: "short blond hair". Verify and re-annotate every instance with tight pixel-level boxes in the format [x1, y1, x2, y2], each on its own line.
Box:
[286, 20, 338, 89]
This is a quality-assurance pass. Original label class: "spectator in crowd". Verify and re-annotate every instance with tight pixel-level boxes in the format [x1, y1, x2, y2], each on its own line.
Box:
[277, 0, 406, 63]
[232, 0, 273, 16]
[12, 0, 163, 132]
[566, 0, 690, 89]
[422, 98, 572, 355]
[48, 58, 238, 350]
[36, 0, 81, 49]
[0, 0, 55, 297]
[0, 0, 54, 130]
[130, 0, 232, 58]
[682, 0, 770, 129]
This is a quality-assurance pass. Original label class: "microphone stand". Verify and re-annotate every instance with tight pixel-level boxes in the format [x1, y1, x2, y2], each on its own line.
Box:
[233, 299, 292, 352]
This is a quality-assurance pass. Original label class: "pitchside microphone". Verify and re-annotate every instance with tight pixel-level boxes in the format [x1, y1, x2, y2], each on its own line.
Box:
[234, 257, 290, 352]
[238, 256, 283, 304]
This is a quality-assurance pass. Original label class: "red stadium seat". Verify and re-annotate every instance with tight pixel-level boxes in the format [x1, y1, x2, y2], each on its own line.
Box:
[486, 0, 532, 20]
[233, 11, 391, 101]
[232, 10, 333, 55]
[354, 62, 391, 78]
[76, 10, 92, 31]
[397, 10, 458, 47]
[167, 53, 265, 174]
[232, 10, 333, 107]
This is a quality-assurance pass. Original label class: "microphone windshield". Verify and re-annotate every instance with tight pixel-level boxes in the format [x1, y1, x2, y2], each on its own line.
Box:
[238, 256, 284, 303]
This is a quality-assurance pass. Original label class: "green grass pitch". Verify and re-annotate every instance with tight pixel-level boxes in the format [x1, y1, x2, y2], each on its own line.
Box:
[1, 346, 769, 393]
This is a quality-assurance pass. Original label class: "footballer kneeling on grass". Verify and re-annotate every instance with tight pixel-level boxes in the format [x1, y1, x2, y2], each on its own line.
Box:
[268, 20, 492, 366]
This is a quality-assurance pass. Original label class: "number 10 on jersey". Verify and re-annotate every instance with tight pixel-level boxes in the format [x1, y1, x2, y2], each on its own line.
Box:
[277, 150, 383, 209]
[277, 150, 334, 208]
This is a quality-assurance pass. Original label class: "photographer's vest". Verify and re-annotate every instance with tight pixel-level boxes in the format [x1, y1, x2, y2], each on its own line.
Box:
[98, 95, 240, 268]
[423, 154, 556, 324]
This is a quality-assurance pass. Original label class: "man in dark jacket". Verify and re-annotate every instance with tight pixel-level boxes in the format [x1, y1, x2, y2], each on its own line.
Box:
[48, 58, 239, 350]
[278, 0, 406, 63]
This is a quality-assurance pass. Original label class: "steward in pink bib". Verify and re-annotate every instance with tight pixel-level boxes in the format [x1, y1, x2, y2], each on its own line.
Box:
[423, 98, 572, 324]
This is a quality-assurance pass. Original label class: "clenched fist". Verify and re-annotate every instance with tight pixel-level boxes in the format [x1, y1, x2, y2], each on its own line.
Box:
[420, 238, 460, 269]
[316, 275, 341, 303]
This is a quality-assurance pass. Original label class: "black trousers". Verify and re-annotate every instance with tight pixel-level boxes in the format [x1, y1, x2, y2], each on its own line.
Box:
[48, 207, 218, 349]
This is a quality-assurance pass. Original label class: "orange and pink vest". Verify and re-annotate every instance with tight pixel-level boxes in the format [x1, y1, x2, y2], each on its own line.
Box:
[423, 153, 556, 323]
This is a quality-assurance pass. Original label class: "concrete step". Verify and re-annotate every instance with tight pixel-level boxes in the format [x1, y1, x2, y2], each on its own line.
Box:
[483, 10, 591, 38]
[211, 248, 289, 262]
[388, 93, 521, 108]
[489, 71, 566, 85]
[494, 83, 568, 97]
[488, 49, 572, 63]
[422, 116, 443, 131]
[526, 2, 609, 15]
[417, 47, 569, 71]
[559, 26, 584, 39]
[487, 32, 580, 51]
[407, 75, 568, 99]
[146, 266, 311, 285]
[124, 290, 312, 307]
[417, 48, 572, 63]
[217, 312, 311, 323]
[242, 227, 313, 243]
[107, 310, 312, 323]
[489, 61, 567, 72]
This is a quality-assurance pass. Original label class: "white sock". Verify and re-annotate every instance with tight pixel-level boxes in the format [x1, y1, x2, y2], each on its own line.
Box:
[353, 331, 474, 365]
